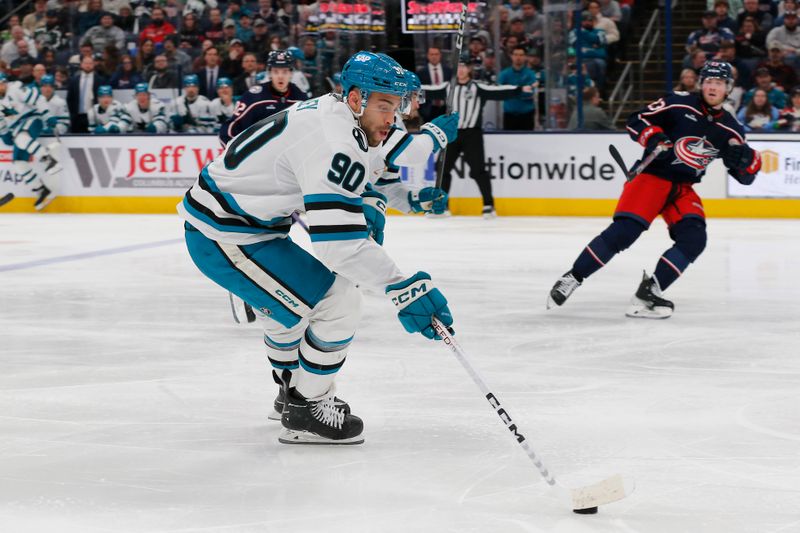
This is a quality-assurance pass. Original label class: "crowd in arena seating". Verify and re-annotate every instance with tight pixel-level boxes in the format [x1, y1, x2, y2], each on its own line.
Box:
[674, 0, 800, 131]
[2, 0, 800, 133]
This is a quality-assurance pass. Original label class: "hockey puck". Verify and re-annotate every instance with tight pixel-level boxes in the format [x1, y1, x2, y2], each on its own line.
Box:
[573, 506, 598, 515]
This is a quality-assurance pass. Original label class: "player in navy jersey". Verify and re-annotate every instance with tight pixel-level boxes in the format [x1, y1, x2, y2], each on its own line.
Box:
[219, 50, 308, 145]
[547, 61, 762, 318]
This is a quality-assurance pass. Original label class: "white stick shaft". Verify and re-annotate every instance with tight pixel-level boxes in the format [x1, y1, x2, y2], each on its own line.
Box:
[431, 318, 558, 486]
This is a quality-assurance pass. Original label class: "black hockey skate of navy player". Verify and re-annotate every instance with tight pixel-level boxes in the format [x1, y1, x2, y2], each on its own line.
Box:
[179, 52, 455, 445]
[547, 61, 761, 318]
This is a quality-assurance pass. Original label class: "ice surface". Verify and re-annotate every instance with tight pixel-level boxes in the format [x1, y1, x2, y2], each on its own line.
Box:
[1, 214, 799, 533]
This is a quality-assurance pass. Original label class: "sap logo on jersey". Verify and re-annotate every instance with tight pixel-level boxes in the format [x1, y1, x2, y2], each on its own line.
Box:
[673, 136, 719, 170]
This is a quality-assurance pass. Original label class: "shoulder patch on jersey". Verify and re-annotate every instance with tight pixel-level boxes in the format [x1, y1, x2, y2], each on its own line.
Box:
[674, 91, 690, 96]
[249, 86, 263, 94]
[352, 127, 368, 152]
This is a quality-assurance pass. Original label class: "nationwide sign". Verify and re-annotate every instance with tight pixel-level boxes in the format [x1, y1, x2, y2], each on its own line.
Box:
[401, 0, 485, 33]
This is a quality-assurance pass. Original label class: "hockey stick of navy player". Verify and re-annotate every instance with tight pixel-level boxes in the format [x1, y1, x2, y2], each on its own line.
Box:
[0, 192, 13, 207]
[608, 144, 667, 181]
[434, 2, 468, 189]
[431, 317, 635, 513]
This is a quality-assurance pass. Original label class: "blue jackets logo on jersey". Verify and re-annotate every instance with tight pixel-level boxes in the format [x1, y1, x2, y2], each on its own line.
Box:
[673, 136, 719, 171]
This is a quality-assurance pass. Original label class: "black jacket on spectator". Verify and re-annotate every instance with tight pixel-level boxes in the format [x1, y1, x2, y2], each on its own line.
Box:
[66, 71, 108, 133]
[196, 66, 223, 98]
[416, 64, 452, 120]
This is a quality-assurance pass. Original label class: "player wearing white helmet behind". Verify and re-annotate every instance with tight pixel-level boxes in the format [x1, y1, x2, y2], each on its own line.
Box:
[0, 72, 63, 210]
[88, 85, 132, 134]
[171, 74, 215, 133]
[179, 51, 457, 445]
[125, 83, 170, 133]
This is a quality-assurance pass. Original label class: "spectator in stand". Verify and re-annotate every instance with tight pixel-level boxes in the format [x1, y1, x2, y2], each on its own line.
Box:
[204, 8, 225, 44]
[300, 37, 320, 94]
[713, 0, 738, 32]
[766, 8, 800, 66]
[54, 66, 69, 89]
[569, 12, 608, 89]
[225, 0, 252, 22]
[22, 0, 48, 34]
[521, 0, 544, 37]
[467, 34, 487, 65]
[479, 50, 498, 84]
[500, 35, 519, 69]
[738, 87, 780, 130]
[197, 46, 222, 98]
[1, 27, 37, 65]
[278, 1, 300, 37]
[111, 54, 144, 89]
[715, 41, 752, 89]
[102, 0, 131, 15]
[723, 65, 746, 113]
[588, 1, 619, 45]
[758, 45, 799, 89]
[233, 52, 259, 95]
[775, 86, 800, 130]
[67, 54, 108, 133]
[164, 35, 192, 75]
[117, 5, 136, 34]
[416, 45, 451, 121]
[236, 13, 255, 43]
[146, 54, 179, 89]
[249, 18, 271, 58]
[738, 0, 773, 30]
[179, 12, 205, 50]
[686, 10, 736, 60]
[221, 19, 238, 47]
[507, 0, 523, 20]
[773, 0, 797, 27]
[101, 46, 120, 78]
[39, 48, 56, 73]
[84, 13, 126, 54]
[255, 0, 285, 36]
[568, 86, 613, 129]
[708, 0, 743, 19]
[11, 57, 35, 84]
[136, 39, 156, 75]
[599, 0, 623, 23]
[31, 63, 47, 87]
[507, 17, 530, 49]
[5, 40, 36, 73]
[69, 42, 95, 72]
[736, 16, 768, 73]
[139, 7, 177, 45]
[744, 66, 788, 107]
[78, 0, 105, 35]
[675, 68, 699, 92]
[34, 10, 67, 53]
[222, 39, 246, 79]
[498, 45, 537, 130]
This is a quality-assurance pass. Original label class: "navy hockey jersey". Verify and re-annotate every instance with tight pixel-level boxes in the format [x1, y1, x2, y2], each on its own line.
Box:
[626, 92, 753, 184]
[219, 82, 308, 145]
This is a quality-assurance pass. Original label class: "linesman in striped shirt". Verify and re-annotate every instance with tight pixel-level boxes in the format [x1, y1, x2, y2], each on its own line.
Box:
[423, 56, 535, 217]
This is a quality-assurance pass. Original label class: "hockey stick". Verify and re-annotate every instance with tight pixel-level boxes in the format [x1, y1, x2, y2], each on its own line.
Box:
[608, 143, 666, 182]
[0, 192, 14, 207]
[431, 317, 634, 513]
[434, 2, 468, 189]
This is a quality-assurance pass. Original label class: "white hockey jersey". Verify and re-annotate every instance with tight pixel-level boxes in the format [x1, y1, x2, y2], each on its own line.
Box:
[171, 94, 215, 133]
[88, 100, 131, 133]
[0, 81, 50, 137]
[42, 93, 69, 136]
[209, 97, 234, 132]
[178, 94, 416, 291]
[125, 98, 170, 133]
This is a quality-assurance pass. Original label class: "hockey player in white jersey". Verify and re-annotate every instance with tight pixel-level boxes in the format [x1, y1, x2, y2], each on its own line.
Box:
[0, 72, 62, 210]
[39, 75, 69, 136]
[88, 85, 132, 134]
[171, 74, 216, 133]
[126, 83, 170, 133]
[179, 51, 456, 445]
[208, 77, 234, 133]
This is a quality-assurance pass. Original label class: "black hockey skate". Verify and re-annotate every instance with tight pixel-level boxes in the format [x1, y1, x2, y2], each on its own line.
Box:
[268, 370, 350, 421]
[626, 271, 674, 319]
[279, 384, 363, 445]
[32, 184, 55, 211]
[547, 271, 581, 309]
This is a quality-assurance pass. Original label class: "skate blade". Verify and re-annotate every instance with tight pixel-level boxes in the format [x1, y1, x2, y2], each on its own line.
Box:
[278, 429, 364, 445]
[267, 409, 282, 421]
[546, 293, 555, 310]
[625, 301, 672, 319]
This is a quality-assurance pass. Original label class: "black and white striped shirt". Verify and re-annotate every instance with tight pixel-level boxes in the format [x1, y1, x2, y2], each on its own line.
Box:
[423, 80, 522, 129]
